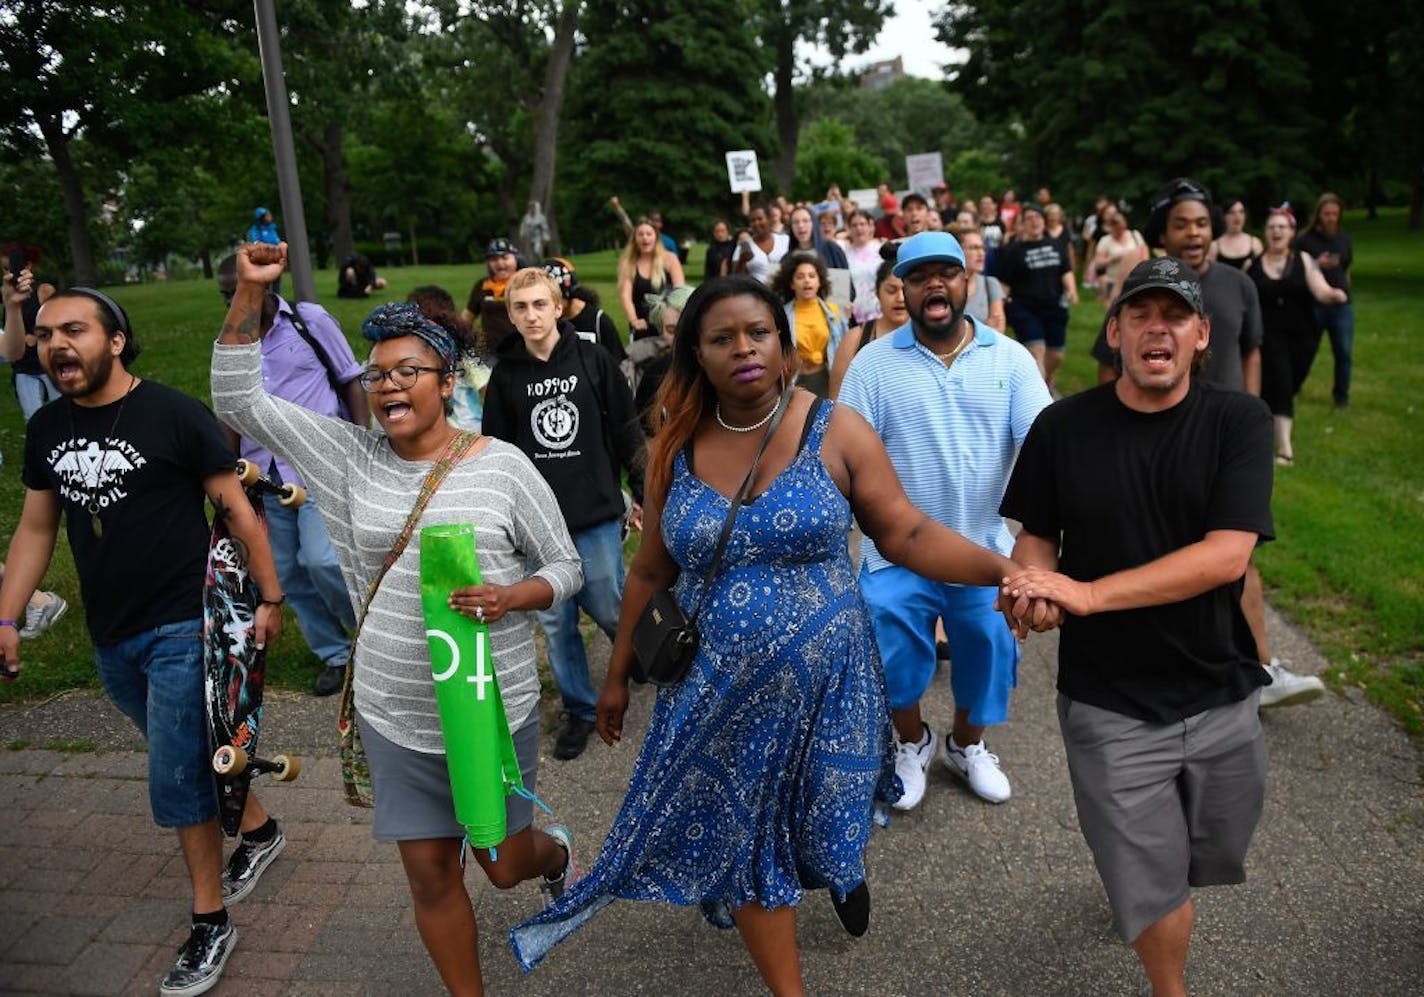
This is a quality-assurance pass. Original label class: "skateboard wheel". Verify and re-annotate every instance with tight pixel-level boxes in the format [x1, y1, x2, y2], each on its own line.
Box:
[235, 459, 261, 487]
[278, 484, 306, 509]
[213, 744, 248, 775]
[271, 754, 301, 781]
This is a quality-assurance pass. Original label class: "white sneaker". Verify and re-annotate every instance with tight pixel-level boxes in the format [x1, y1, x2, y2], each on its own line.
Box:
[942, 738, 1012, 804]
[1259, 658, 1325, 708]
[891, 726, 939, 811]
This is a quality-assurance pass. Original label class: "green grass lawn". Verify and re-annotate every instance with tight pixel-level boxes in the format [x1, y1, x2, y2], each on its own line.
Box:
[2, 221, 1421, 738]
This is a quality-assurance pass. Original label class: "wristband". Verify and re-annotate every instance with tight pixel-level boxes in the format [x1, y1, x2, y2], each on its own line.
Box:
[258, 595, 285, 608]
[0, 619, 17, 629]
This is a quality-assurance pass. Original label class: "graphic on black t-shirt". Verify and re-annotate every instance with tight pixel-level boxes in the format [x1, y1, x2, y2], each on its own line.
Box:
[531, 394, 580, 452]
[47, 435, 147, 511]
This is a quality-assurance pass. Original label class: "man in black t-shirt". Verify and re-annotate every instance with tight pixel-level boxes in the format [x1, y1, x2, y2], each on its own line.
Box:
[1000, 258, 1273, 996]
[1293, 192, 1354, 408]
[997, 203, 1079, 387]
[0, 288, 287, 996]
[1090, 177, 1323, 708]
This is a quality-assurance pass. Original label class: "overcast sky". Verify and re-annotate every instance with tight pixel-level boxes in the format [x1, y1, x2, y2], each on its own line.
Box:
[803, 0, 964, 81]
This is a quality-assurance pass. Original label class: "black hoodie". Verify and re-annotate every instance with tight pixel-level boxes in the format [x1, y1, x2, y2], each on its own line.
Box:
[483, 323, 645, 533]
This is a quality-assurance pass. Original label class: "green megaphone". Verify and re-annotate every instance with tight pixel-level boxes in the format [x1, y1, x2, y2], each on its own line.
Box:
[420, 523, 546, 856]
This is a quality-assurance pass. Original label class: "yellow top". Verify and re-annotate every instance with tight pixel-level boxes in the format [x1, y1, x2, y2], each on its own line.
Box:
[794, 298, 832, 368]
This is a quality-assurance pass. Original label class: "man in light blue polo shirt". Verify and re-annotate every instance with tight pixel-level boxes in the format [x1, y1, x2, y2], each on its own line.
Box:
[840, 231, 1050, 807]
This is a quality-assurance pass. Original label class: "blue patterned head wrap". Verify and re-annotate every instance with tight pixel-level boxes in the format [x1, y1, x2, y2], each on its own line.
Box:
[361, 302, 460, 368]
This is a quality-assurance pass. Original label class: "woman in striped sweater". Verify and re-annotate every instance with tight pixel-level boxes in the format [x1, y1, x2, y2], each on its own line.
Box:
[213, 242, 582, 995]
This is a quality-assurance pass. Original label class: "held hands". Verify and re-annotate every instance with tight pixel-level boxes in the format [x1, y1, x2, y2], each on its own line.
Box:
[238, 241, 287, 287]
[448, 584, 514, 625]
[999, 568, 1097, 624]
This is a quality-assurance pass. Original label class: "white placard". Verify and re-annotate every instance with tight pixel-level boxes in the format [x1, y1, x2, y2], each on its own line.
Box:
[726, 150, 762, 193]
[905, 152, 945, 197]
[847, 188, 879, 213]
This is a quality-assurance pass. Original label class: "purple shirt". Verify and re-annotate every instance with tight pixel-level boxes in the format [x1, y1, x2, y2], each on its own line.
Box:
[240, 298, 363, 488]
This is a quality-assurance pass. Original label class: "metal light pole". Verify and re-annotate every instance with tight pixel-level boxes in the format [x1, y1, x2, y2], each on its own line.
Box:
[254, 0, 316, 302]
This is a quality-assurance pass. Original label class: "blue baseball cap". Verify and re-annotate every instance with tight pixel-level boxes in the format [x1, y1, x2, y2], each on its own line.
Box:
[892, 232, 966, 279]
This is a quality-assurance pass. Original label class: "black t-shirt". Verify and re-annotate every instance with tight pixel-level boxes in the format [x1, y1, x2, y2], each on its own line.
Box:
[1293, 229, 1352, 300]
[1000, 381, 1274, 722]
[21, 380, 234, 645]
[1091, 261, 1263, 392]
[997, 237, 1070, 308]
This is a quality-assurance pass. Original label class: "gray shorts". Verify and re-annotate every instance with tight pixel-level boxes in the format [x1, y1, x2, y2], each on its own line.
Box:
[357, 712, 540, 843]
[1057, 691, 1267, 943]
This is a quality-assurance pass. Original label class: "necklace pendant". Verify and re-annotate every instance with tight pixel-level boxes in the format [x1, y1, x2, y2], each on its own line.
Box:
[91, 512, 103, 539]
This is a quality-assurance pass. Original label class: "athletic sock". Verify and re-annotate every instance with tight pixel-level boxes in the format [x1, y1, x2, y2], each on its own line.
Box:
[193, 907, 229, 928]
[242, 817, 278, 844]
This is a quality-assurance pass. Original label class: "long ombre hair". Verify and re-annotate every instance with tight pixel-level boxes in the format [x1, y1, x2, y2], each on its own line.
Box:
[646, 277, 796, 502]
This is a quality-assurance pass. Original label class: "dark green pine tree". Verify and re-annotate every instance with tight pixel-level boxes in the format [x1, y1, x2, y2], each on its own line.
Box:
[558, 0, 775, 247]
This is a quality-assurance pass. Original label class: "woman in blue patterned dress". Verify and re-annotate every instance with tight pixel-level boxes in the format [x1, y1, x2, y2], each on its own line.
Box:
[511, 277, 1019, 993]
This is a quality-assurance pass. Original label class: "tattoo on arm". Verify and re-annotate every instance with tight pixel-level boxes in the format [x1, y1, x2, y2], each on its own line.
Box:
[220, 303, 262, 344]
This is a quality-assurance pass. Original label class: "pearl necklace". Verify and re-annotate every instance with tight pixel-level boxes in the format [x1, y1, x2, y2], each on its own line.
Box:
[716, 401, 776, 433]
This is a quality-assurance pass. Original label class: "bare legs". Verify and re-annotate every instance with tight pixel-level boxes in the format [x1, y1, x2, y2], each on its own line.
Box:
[734, 903, 804, 996]
[892, 704, 985, 752]
[1241, 560, 1271, 664]
[238, 793, 269, 836]
[397, 827, 568, 996]
[398, 838, 483, 997]
[175, 819, 225, 914]
[1132, 897, 1193, 997]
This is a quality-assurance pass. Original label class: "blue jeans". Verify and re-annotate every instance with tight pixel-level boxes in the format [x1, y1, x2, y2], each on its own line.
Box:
[1314, 302, 1354, 404]
[536, 518, 625, 722]
[13, 372, 60, 422]
[94, 618, 217, 828]
[264, 472, 355, 667]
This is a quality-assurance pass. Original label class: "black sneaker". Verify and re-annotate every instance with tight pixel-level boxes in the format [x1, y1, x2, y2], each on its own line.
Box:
[553, 716, 596, 761]
[159, 920, 236, 996]
[313, 665, 344, 697]
[222, 825, 286, 904]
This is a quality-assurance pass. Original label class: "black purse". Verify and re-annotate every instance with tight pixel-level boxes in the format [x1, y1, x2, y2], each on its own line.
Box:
[631, 382, 796, 686]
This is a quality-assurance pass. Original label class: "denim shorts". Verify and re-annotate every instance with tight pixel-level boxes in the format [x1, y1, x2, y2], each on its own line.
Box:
[94, 618, 217, 828]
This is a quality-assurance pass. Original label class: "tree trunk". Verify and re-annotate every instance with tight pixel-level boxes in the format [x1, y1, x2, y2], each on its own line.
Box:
[199, 248, 213, 280]
[529, 2, 579, 257]
[37, 118, 97, 285]
[322, 120, 354, 266]
[409, 217, 419, 266]
[771, 29, 797, 195]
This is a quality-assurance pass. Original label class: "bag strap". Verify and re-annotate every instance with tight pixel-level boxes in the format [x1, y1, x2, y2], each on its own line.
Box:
[287, 303, 343, 397]
[355, 430, 482, 627]
[337, 430, 482, 735]
[687, 380, 796, 624]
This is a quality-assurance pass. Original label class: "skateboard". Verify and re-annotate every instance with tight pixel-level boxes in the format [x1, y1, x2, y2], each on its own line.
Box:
[203, 458, 303, 837]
